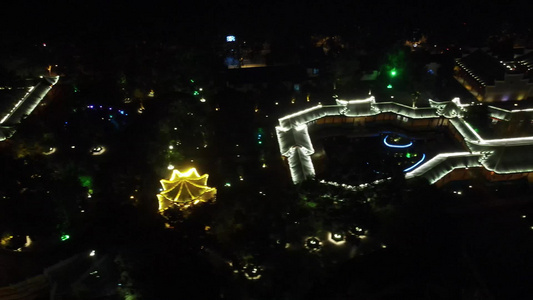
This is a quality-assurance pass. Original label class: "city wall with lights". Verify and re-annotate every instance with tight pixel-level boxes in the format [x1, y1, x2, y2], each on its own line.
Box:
[276, 96, 533, 186]
[0, 76, 59, 141]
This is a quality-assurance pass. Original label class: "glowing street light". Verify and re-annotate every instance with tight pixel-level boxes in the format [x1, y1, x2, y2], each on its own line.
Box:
[304, 237, 322, 252]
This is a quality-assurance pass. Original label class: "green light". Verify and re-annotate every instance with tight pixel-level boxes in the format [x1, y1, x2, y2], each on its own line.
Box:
[390, 69, 397, 77]
[60, 234, 70, 241]
[306, 202, 317, 208]
[190, 79, 195, 83]
[406, 153, 412, 158]
[79, 176, 93, 189]
[387, 84, 393, 89]
[193, 91, 199, 96]
[258, 141, 262, 145]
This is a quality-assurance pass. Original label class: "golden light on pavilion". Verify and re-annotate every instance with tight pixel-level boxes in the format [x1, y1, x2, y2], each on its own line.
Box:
[156, 168, 216, 212]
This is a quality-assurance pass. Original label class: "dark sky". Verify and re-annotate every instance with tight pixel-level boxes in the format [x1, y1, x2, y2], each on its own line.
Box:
[1, 0, 531, 47]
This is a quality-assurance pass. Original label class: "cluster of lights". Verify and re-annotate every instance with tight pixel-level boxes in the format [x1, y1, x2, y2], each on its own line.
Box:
[456, 60, 487, 87]
[319, 178, 390, 192]
[189, 79, 207, 103]
[90, 146, 105, 155]
[86, 105, 128, 116]
[242, 264, 262, 280]
[304, 237, 322, 252]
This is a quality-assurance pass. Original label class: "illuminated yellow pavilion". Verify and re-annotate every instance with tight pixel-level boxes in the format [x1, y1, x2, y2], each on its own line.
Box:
[157, 168, 216, 212]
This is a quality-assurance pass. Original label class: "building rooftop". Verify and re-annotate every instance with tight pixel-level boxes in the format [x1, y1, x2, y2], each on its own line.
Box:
[457, 49, 532, 85]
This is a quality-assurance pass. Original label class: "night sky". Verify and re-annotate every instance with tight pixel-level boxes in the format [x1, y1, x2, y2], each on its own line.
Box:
[2, 0, 532, 48]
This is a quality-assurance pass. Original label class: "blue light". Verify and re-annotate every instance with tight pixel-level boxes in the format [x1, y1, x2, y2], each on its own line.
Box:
[383, 135, 413, 149]
[226, 35, 236, 42]
[403, 153, 426, 172]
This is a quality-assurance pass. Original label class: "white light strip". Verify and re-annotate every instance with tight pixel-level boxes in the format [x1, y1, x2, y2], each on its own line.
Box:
[336, 96, 375, 105]
[278, 105, 323, 124]
[461, 119, 483, 141]
[404, 152, 483, 183]
[0, 86, 36, 124]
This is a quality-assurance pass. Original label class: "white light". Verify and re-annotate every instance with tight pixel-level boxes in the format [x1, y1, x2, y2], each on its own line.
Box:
[169, 145, 174, 150]
[89, 250, 96, 257]
[200, 98, 206, 102]
[167, 164, 174, 170]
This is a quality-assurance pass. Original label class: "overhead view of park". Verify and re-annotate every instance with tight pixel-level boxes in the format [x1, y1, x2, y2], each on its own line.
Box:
[1, 1, 533, 299]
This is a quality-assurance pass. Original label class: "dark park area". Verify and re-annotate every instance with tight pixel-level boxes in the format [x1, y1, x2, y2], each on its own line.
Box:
[1, 1, 533, 299]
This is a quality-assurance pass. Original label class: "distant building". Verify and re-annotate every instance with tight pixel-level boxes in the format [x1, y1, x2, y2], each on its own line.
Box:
[454, 49, 533, 102]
